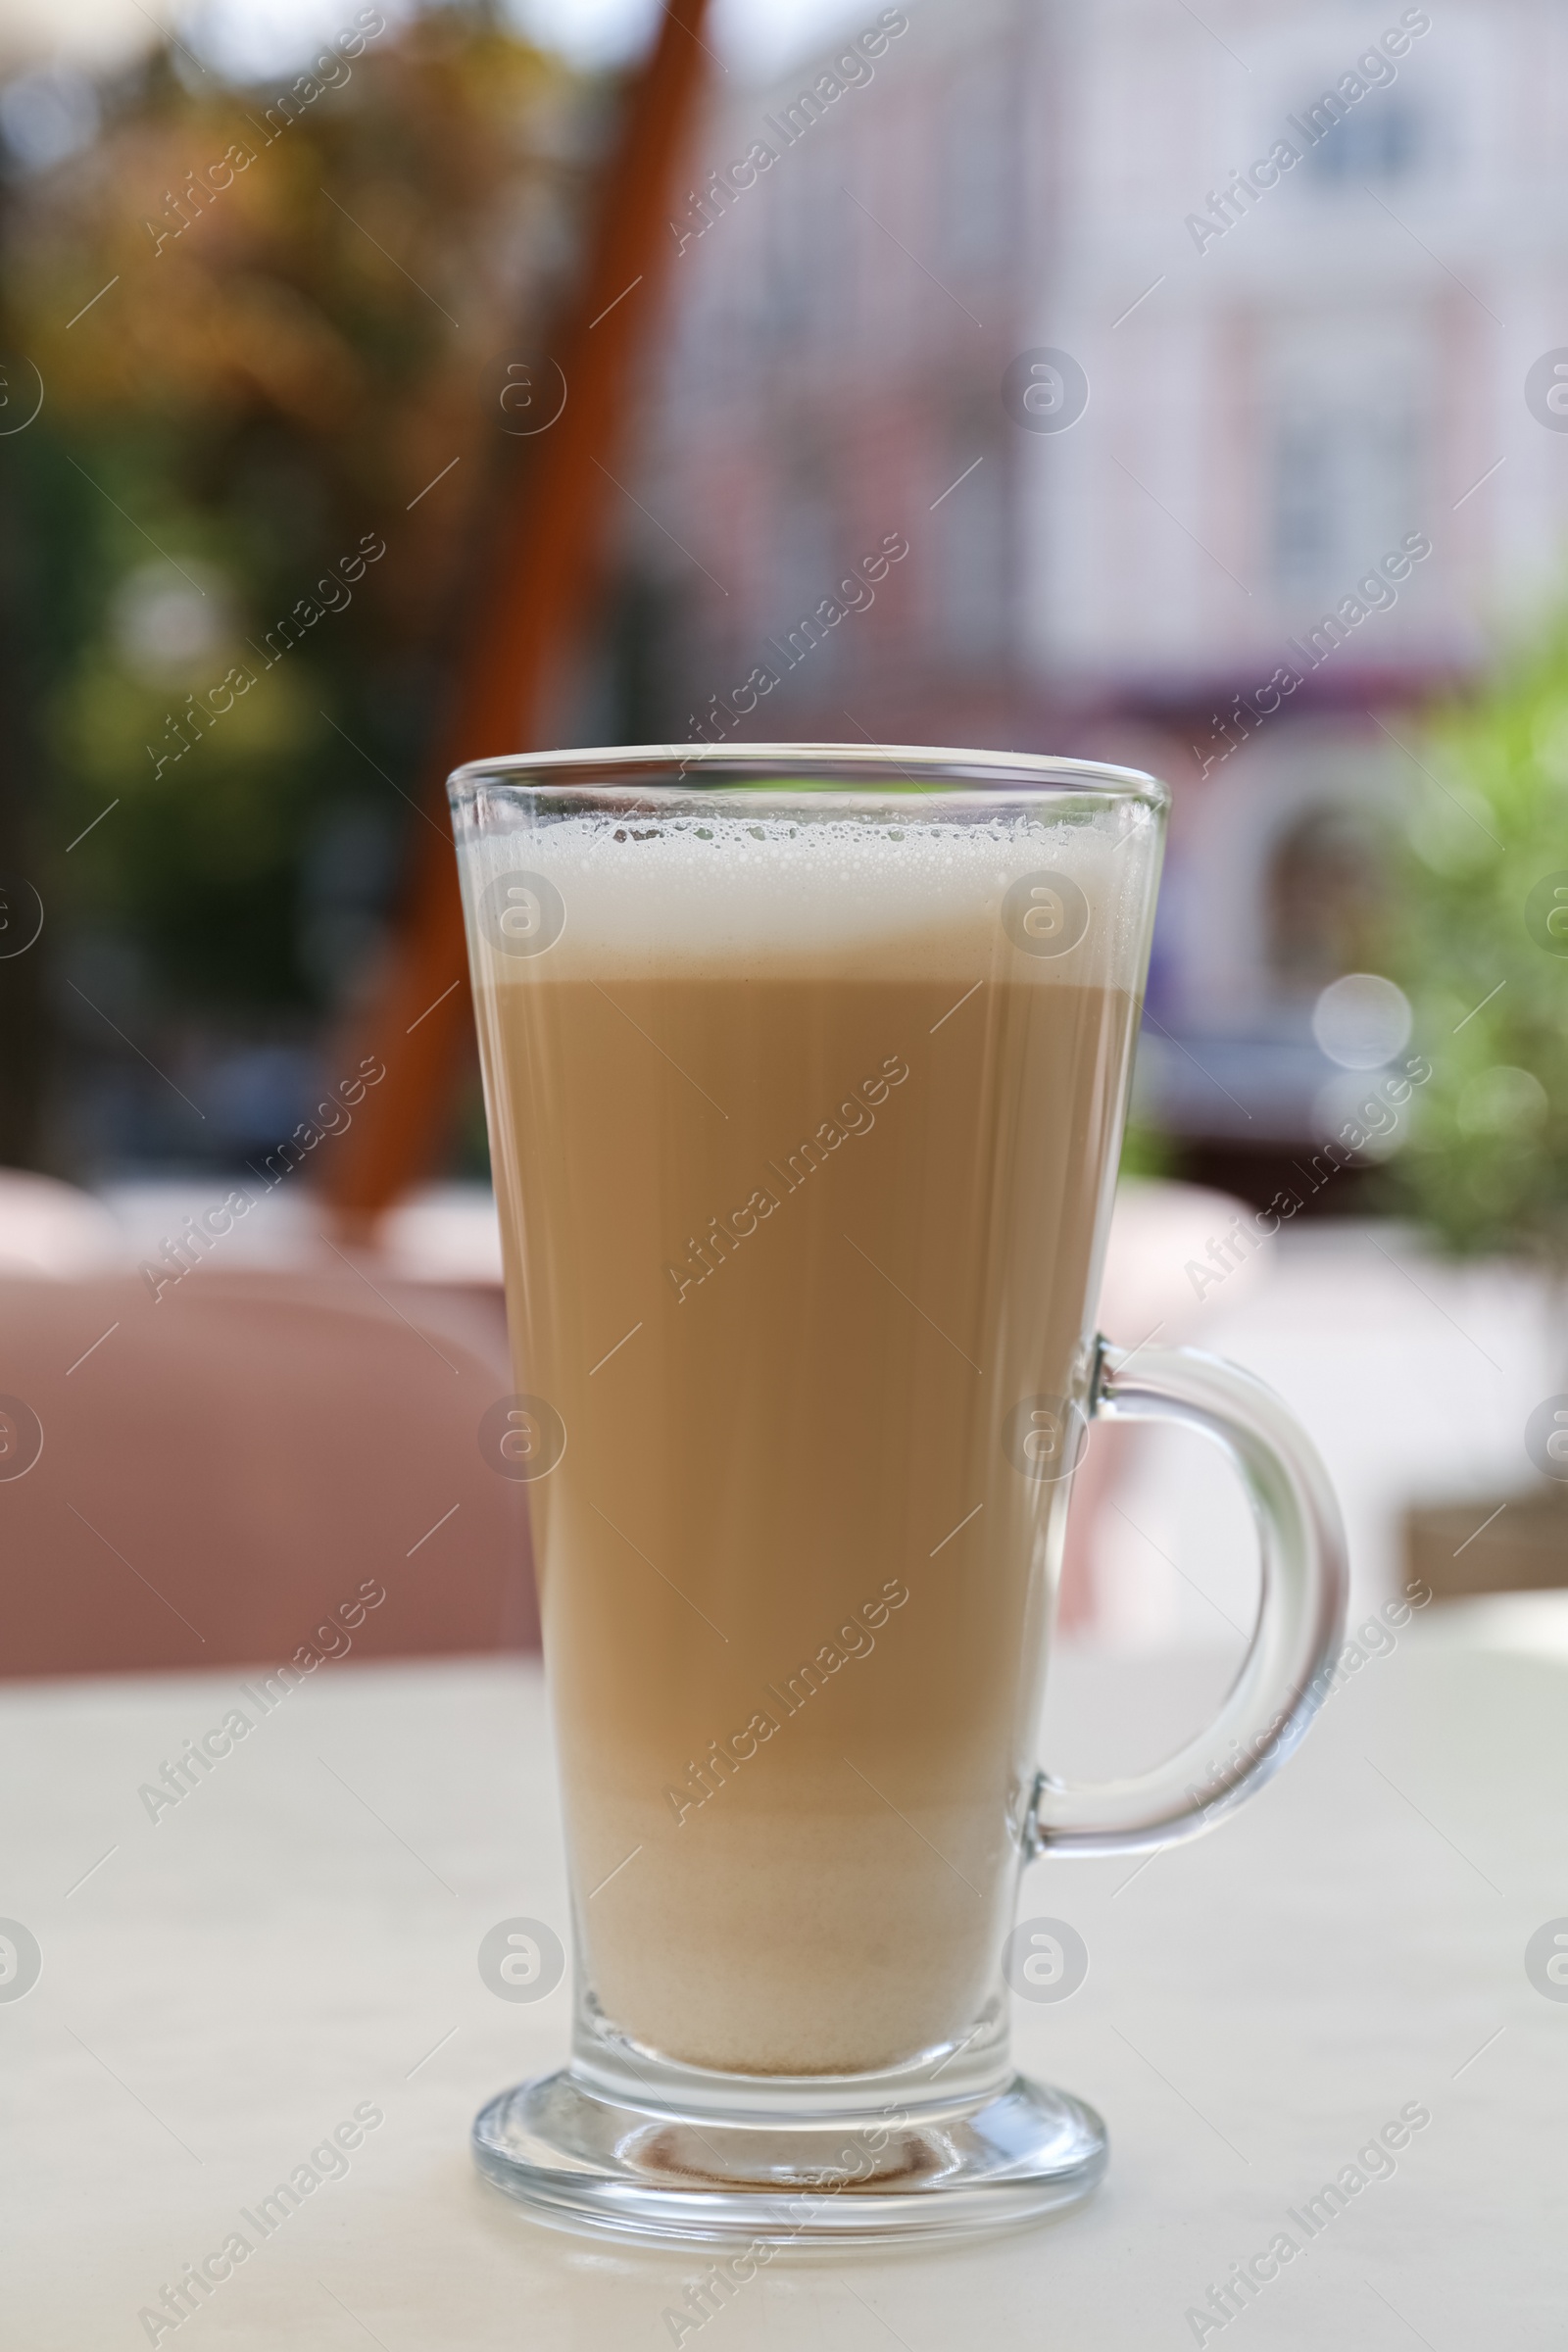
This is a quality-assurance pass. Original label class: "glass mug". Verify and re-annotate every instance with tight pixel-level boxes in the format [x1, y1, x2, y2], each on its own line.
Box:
[451, 746, 1347, 2243]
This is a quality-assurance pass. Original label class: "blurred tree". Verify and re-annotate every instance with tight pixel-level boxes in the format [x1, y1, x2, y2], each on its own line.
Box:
[1387, 612, 1568, 1266]
[0, 3, 585, 1168]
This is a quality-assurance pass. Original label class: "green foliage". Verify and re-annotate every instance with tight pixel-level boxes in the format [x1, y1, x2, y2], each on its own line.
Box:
[4, 11, 576, 1022]
[1117, 1117, 1173, 1182]
[1385, 612, 1568, 1263]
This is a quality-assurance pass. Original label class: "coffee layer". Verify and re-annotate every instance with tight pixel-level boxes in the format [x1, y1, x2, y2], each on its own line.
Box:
[476, 963, 1140, 2073]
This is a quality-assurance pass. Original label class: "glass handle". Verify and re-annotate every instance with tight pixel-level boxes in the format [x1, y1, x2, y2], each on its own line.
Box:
[1029, 1338, 1348, 1858]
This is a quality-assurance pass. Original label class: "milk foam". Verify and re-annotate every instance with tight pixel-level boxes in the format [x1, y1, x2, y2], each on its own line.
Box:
[462, 808, 1159, 980]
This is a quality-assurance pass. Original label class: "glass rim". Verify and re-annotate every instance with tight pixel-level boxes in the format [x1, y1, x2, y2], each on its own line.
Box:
[448, 741, 1169, 811]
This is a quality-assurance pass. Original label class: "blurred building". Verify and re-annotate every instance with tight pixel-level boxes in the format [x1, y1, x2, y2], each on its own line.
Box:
[611, 0, 1562, 1185]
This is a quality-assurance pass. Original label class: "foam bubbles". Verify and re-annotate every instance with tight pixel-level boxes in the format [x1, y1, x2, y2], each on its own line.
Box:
[463, 808, 1158, 982]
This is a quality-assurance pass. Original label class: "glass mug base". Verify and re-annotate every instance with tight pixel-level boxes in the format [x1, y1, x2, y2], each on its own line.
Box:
[471, 2065, 1107, 2245]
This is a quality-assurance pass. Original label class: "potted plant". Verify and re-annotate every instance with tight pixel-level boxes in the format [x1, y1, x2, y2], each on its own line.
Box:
[1385, 612, 1568, 1592]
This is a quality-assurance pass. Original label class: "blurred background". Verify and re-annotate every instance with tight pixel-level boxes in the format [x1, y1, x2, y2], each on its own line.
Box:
[2, 0, 1567, 1677]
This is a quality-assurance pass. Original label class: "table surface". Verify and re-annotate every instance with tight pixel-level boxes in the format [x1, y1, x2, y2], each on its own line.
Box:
[7, 1600, 1568, 2350]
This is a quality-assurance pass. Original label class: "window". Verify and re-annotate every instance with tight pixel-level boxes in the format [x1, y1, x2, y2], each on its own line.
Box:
[1304, 95, 1422, 184]
[766, 454, 843, 682]
[939, 58, 1018, 276]
[1265, 804, 1390, 994]
[767, 151, 846, 343]
[933, 418, 1010, 663]
[1271, 403, 1419, 605]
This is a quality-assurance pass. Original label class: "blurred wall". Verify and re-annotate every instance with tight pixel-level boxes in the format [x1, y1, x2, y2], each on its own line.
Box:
[604, 0, 1561, 1168]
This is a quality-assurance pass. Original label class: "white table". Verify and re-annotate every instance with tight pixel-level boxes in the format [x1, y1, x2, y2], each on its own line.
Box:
[7, 1601, 1566, 2348]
